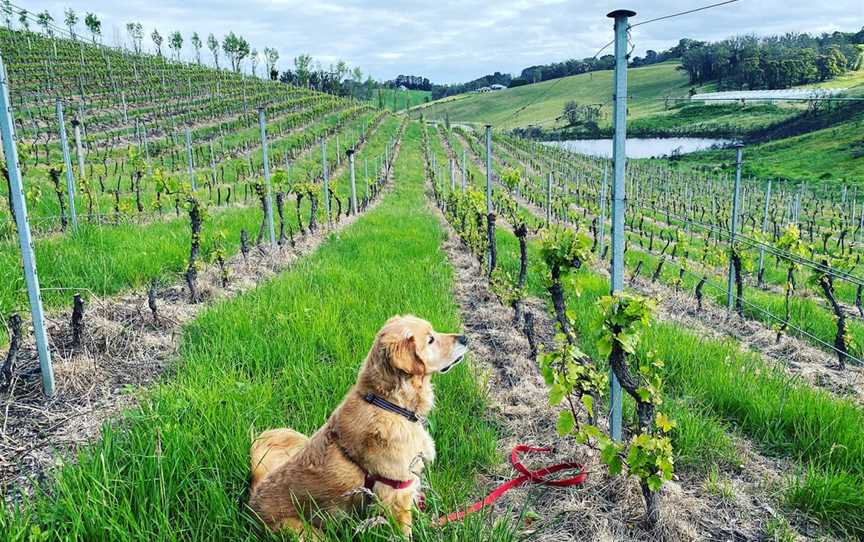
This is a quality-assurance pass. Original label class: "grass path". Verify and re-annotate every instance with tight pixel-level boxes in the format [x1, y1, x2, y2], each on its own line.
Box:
[0, 121, 507, 541]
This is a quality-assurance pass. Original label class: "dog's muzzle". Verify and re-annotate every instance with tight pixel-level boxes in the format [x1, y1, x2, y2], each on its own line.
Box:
[440, 338, 469, 373]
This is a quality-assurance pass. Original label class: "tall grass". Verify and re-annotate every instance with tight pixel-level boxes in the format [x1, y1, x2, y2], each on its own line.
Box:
[0, 122, 508, 541]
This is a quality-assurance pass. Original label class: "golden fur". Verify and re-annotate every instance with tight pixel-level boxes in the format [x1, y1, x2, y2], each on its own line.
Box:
[248, 315, 468, 538]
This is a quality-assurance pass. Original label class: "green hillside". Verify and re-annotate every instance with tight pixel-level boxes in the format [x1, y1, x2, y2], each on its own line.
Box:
[676, 106, 864, 186]
[416, 60, 864, 138]
[416, 61, 693, 130]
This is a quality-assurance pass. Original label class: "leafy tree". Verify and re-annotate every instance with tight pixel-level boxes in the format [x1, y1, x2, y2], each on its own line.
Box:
[294, 53, 312, 87]
[36, 10, 53, 36]
[222, 32, 250, 73]
[63, 8, 77, 39]
[561, 101, 603, 129]
[190, 32, 202, 65]
[817, 46, 848, 81]
[207, 33, 219, 68]
[84, 13, 101, 43]
[151, 29, 163, 57]
[169, 31, 183, 61]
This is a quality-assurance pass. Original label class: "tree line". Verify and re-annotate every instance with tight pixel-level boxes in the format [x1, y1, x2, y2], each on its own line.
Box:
[420, 26, 864, 100]
[679, 30, 864, 90]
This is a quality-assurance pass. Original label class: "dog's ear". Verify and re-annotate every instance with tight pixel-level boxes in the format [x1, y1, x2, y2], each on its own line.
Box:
[386, 330, 425, 376]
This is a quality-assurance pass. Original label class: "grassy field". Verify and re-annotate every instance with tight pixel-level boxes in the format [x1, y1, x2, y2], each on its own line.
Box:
[672, 105, 864, 184]
[414, 61, 835, 138]
[416, 61, 692, 130]
[0, 122, 513, 541]
[417, 60, 863, 186]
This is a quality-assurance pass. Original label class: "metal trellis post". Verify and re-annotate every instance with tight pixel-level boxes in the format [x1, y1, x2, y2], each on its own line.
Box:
[55, 98, 77, 232]
[322, 138, 331, 225]
[450, 158, 455, 191]
[608, 8, 636, 443]
[598, 163, 608, 256]
[364, 157, 369, 201]
[757, 179, 771, 283]
[72, 116, 85, 181]
[0, 53, 55, 397]
[461, 149, 467, 192]
[546, 172, 552, 224]
[727, 144, 743, 311]
[185, 126, 196, 190]
[348, 149, 357, 214]
[258, 108, 276, 245]
[485, 125, 494, 275]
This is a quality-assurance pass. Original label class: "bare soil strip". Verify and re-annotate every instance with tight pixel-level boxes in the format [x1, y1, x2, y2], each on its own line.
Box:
[0, 126, 404, 501]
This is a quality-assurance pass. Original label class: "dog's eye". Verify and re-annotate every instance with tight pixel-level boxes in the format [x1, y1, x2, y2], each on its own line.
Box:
[427, 336, 435, 344]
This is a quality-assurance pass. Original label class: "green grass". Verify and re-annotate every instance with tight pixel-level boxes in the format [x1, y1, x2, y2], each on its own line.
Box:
[0, 111, 389, 345]
[0, 121, 510, 541]
[417, 61, 690, 130]
[674, 105, 864, 185]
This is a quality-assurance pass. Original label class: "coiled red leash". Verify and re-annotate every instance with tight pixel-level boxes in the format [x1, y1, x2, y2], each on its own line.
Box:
[433, 445, 586, 527]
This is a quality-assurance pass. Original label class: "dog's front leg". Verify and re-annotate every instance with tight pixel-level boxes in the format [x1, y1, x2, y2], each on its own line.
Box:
[390, 488, 415, 538]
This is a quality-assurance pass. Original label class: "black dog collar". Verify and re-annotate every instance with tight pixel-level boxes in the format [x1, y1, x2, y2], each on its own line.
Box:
[363, 393, 420, 423]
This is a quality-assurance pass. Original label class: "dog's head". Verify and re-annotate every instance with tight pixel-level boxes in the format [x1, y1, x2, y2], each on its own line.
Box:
[374, 315, 468, 377]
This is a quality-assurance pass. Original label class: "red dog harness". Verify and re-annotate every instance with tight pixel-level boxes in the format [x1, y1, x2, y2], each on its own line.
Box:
[363, 471, 414, 491]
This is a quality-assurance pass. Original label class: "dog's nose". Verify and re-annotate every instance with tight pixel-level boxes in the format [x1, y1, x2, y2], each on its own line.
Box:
[457, 335, 468, 346]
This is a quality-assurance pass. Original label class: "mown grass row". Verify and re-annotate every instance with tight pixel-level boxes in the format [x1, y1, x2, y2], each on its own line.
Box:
[0, 112, 397, 344]
[0, 121, 511, 541]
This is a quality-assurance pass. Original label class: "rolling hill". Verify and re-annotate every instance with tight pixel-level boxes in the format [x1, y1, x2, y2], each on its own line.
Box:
[415, 61, 691, 130]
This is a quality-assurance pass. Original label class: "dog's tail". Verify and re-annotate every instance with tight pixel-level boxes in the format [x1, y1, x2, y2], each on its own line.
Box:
[249, 428, 308, 489]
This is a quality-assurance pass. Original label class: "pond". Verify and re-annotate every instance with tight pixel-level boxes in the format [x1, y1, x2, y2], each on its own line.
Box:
[546, 137, 735, 159]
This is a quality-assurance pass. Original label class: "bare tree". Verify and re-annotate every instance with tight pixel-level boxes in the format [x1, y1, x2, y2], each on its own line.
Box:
[207, 33, 220, 68]
[190, 32, 202, 65]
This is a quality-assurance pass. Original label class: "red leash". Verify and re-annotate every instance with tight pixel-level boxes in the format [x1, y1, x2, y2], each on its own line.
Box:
[434, 445, 586, 527]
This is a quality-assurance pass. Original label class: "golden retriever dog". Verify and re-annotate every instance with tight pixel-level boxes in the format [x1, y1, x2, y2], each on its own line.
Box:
[248, 315, 468, 538]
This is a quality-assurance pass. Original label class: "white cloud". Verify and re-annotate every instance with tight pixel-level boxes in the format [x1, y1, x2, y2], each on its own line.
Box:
[38, 0, 864, 83]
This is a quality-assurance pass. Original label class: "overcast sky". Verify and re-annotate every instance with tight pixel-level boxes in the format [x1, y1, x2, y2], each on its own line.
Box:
[36, 0, 864, 83]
